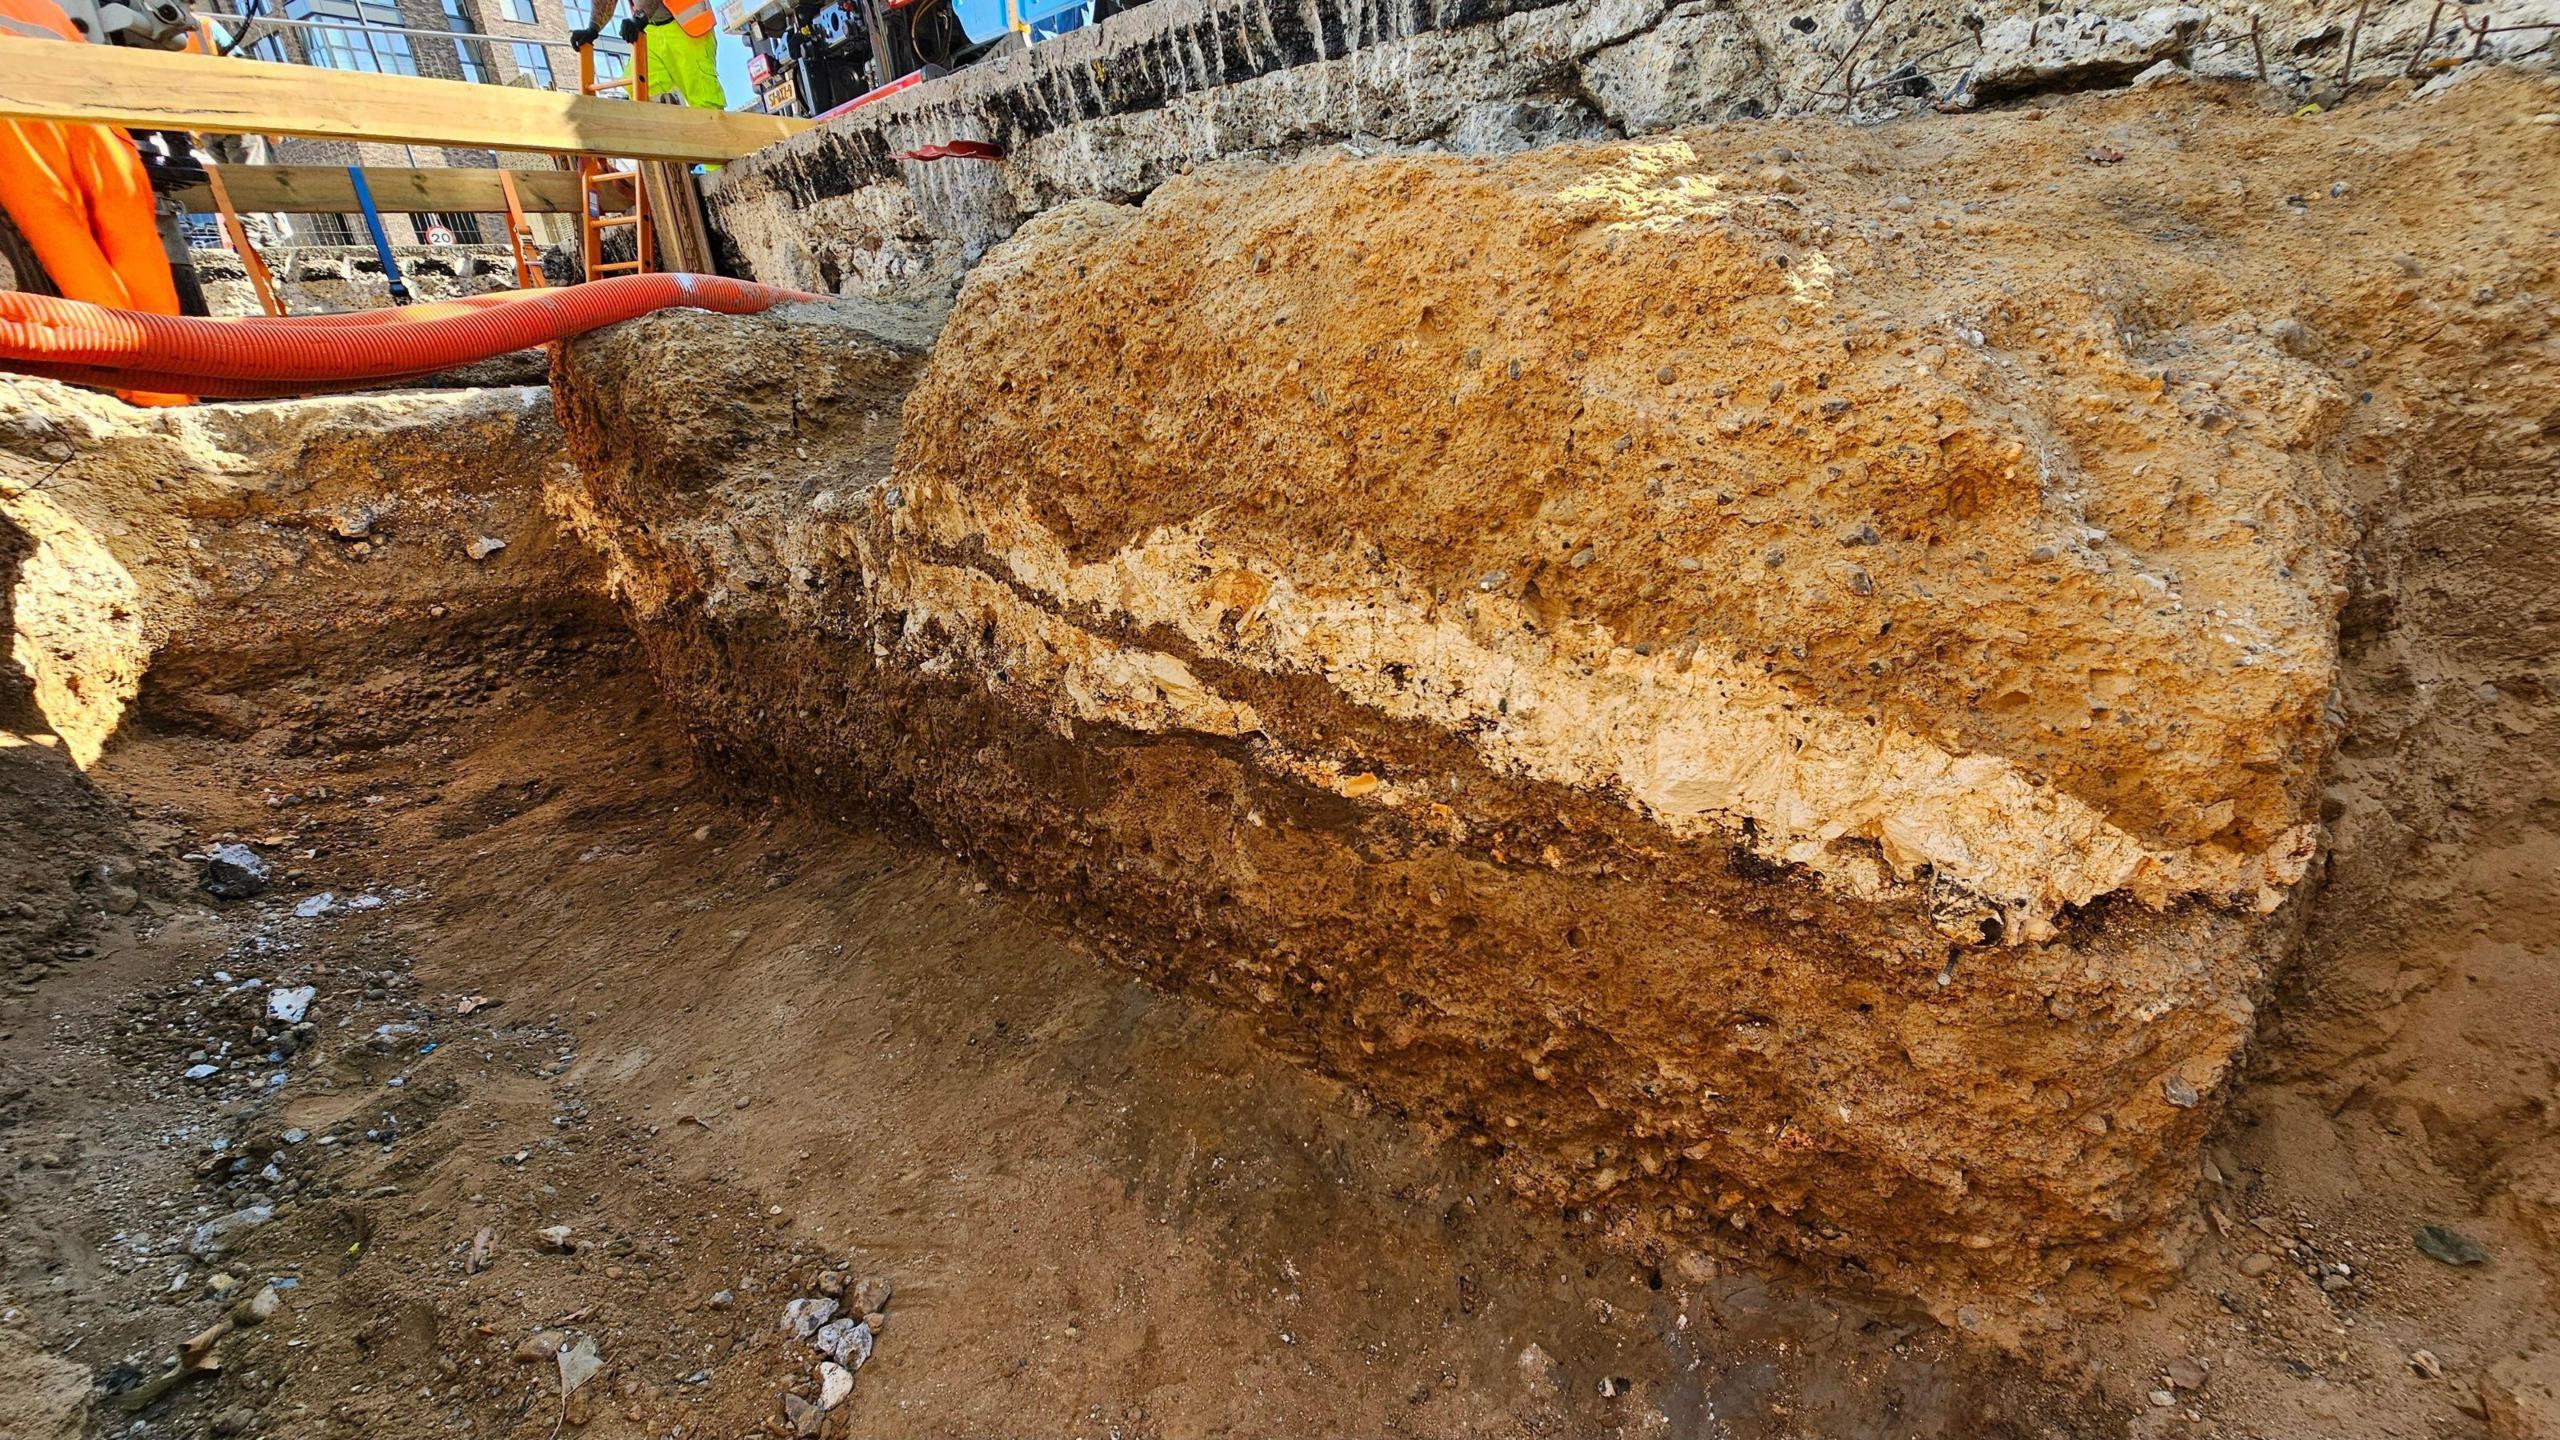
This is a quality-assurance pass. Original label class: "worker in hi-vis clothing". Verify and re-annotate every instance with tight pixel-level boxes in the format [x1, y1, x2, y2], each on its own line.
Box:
[0, 0, 189, 404]
[571, 0, 726, 112]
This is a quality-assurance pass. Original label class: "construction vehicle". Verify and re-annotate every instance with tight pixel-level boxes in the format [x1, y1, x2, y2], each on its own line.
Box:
[50, 0, 193, 45]
[720, 0, 1139, 117]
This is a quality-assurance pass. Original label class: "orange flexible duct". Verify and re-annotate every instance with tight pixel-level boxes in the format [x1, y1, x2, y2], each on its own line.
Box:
[197, 294, 527, 326]
[0, 274, 822, 401]
[5, 358, 443, 399]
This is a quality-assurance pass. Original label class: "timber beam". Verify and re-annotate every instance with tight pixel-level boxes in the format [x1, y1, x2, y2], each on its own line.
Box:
[174, 165, 620, 215]
[0, 35, 808, 163]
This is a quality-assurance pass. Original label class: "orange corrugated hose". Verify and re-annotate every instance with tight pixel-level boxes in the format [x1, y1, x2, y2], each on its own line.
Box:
[0, 274, 822, 401]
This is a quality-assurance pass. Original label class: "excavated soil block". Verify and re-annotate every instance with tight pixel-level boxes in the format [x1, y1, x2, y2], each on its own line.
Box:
[555, 124, 2365, 1322]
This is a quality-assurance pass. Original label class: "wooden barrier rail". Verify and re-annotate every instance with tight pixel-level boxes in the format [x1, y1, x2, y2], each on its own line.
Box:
[0, 34, 808, 163]
[171, 166, 619, 216]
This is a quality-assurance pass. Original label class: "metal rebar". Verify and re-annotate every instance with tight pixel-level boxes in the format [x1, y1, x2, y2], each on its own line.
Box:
[2340, 0, 2372, 86]
[1826, 33, 1979, 100]
[1812, 0, 1897, 110]
[2406, 0, 2446, 74]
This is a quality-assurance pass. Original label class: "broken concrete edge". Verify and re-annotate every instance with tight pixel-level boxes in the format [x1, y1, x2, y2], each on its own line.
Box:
[878, 139, 2351, 942]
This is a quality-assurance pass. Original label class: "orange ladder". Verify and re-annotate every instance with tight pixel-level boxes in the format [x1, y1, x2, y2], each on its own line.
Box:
[576, 41, 653, 279]
[200, 163, 286, 316]
[494, 169, 547, 289]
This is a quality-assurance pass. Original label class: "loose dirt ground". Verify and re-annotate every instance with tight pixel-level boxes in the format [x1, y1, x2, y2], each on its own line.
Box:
[3, 640, 2071, 1439]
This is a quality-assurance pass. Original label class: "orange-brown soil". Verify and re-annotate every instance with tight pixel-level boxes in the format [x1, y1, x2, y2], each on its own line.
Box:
[1, 66, 2556, 1440]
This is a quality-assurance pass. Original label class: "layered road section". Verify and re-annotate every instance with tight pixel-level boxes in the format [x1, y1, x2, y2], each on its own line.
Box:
[555, 140, 2351, 1323]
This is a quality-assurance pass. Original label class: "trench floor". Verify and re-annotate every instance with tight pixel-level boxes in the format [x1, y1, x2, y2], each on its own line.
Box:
[3, 630, 2551, 1440]
[1, 638, 2071, 1440]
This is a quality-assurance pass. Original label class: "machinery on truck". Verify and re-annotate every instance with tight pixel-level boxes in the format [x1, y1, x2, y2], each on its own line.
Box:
[47, 0, 194, 44]
[719, 0, 1132, 118]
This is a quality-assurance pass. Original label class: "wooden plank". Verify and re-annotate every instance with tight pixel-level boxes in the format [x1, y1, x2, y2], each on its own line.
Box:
[495, 170, 548, 286]
[640, 161, 716, 275]
[0, 35, 809, 163]
[199, 164, 286, 314]
[172, 165, 615, 216]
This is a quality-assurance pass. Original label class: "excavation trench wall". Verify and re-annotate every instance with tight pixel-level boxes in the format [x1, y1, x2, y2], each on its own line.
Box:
[0, 379, 613, 981]
[0, 382, 604, 761]
[7, 65, 2549, 1342]
[702, 0, 2555, 297]
[560, 75, 2560, 1326]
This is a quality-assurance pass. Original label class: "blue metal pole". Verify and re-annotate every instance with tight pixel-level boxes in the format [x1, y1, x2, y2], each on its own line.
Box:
[345, 166, 412, 305]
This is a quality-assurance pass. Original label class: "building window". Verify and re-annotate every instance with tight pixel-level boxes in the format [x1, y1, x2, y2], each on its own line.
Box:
[593, 45, 626, 78]
[496, 0, 534, 21]
[511, 39, 553, 86]
[299, 213, 360, 246]
[439, 0, 495, 81]
[423, 212, 488, 244]
[294, 0, 418, 74]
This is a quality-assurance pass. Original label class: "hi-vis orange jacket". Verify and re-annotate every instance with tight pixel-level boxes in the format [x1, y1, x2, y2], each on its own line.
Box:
[0, 0, 189, 403]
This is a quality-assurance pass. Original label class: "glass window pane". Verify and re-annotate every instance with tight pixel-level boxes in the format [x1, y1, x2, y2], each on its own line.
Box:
[440, 0, 491, 81]
[512, 40, 553, 86]
[283, 0, 417, 75]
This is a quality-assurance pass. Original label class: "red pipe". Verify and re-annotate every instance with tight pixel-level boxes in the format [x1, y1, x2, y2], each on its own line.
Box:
[194, 294, 528, 326]
[814, 68, 924, 122]
[0, 274, 822, 401]
[895, 140, 1005, 162]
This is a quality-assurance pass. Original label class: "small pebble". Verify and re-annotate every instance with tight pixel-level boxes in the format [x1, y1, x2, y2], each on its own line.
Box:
[782, 1297, 838, 1339]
